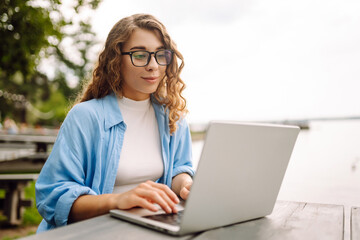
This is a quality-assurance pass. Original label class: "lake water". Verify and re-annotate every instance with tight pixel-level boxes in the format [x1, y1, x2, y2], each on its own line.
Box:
[191, 120, 360, 208]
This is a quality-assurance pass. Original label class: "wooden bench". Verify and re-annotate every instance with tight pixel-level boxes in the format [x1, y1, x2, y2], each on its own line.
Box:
[0, 153, 49, 173]
[351, 206, 360, 240]
[0, 134, 55, 173]
[0, 134, 56, 153]
[0, 174, 39, 225]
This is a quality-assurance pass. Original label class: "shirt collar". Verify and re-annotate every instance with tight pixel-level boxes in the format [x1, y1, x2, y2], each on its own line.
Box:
[103, 93, 124, 130]
[103, 93, 166, 130]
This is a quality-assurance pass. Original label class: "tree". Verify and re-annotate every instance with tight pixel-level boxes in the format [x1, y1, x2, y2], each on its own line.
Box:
[0, 0, 101, 125]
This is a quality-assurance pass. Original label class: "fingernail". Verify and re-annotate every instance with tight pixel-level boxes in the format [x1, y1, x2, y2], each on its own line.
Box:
[167, 207, 172, 213]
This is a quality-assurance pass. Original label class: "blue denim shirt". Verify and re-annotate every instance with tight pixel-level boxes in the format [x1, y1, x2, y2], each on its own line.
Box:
[35, 93, 194, 232]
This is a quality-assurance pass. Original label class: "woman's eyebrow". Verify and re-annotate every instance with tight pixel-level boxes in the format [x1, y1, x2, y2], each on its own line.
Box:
[129, 46, 165, 50]
[130, 46, 146, 50]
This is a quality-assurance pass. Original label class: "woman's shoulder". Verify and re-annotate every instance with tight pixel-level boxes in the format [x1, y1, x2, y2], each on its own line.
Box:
[68, 99, 103, 120]
[71, 98, 103, 114]
[63, 98, 109, 129]
[64, 94, 120, 129]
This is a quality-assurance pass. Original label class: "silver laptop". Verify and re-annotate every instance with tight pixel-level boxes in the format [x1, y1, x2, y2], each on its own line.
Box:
[110, 121, 300, 235]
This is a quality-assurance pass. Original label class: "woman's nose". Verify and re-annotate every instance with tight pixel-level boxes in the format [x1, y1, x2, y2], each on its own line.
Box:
[145, 55, 159, 71]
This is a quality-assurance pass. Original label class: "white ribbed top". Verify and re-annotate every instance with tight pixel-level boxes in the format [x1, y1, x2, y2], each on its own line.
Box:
[113, 96, 164, 194]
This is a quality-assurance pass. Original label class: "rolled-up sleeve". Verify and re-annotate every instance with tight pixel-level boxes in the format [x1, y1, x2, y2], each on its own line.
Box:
[171, 118, 195, 178]
[35, 105, 98, 230]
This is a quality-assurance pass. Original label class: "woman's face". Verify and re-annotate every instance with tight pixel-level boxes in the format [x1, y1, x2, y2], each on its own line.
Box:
[120, 28, 167, 101]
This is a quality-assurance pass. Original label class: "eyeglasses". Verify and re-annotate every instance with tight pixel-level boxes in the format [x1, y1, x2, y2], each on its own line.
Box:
[121, 50, 173, 67]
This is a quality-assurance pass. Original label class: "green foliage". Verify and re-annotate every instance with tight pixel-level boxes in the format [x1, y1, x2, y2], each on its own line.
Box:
[23, 181, 42, 226]
[37, 86, 70, 125]
[0, 0, 102, 125]
[0, 0, 57, 79]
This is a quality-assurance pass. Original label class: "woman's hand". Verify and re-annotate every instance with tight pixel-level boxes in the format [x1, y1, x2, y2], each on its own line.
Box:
[179, 180, 192, 200]
[171, 173, 193, 200]
[69, 179, 192, 223]
[114, 181, 179, 214]
[69, 181, 179, 223]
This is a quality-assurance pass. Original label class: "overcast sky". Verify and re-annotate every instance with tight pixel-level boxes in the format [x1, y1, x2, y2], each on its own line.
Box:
[89, 0, 360, 123]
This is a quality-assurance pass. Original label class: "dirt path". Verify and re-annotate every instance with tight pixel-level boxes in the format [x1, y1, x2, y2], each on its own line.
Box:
[0, 225, 38, 239]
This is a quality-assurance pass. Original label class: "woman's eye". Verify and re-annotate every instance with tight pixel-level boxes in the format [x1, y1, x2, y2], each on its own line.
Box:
[157, 54, 165, 59]
[133, 53, 147, 59]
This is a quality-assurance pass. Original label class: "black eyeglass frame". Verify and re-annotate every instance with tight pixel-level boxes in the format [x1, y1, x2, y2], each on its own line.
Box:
[121, 50, 174, 67]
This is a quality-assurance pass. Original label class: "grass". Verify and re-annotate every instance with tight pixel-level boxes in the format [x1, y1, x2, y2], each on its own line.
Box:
[1, 229, 37, 240]
[190, 131, 206, 141]
[23, 181, 42, 225]
[0, 189, 6, 222]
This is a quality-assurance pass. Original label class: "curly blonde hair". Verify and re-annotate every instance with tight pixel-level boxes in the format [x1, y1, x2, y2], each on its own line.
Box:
[77, 14, 187, 134]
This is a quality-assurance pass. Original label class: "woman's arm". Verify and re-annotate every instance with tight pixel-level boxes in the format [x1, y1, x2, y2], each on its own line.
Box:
[69, 181, 180, 223]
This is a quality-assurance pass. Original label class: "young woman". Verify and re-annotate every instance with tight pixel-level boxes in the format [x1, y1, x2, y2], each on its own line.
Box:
[35, 13, 194, 232]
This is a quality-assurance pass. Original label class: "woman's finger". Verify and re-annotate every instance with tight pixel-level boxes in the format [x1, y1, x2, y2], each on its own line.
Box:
[180, 186, 190, 200]
[132, 195, 159, 212]
[151, 187, 178, 213]
[142, 181, 179, 213]
[180, 181, 192, 200]
[135, 187, 173, 213]
[147, 181, 179, 203]
[116, 181, 181, 213]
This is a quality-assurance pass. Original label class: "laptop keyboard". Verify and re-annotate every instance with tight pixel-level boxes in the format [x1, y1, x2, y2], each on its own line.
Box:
[143, 210, 184, 226]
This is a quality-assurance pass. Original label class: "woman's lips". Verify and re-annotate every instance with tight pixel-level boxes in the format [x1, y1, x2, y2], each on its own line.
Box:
[142, 77, 158, 83]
